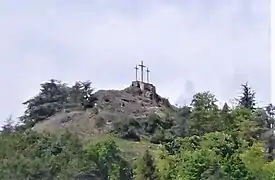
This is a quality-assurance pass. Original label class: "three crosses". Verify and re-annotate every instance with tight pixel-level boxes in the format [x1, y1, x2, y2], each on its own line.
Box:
[135, 61, 150, 83]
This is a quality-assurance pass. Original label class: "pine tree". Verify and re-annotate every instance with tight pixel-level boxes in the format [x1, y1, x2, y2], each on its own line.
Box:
[222, 103, 230, 113]
[135, 149, 159, 180]
[238, 82, 256, 110]
[1, 115, 14, 133]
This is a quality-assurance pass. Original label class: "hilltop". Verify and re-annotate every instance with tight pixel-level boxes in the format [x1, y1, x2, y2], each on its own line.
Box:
[33, 80, 176, 140]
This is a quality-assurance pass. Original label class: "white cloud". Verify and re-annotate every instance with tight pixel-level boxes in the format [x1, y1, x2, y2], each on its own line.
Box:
[0, 0, 270, 124]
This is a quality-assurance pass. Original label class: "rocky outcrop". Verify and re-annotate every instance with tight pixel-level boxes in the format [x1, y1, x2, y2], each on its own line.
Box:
[33, 81, 174, 137]
[92, 81, 172, 117]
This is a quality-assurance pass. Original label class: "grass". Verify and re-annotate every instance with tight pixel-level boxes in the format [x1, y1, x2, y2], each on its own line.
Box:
[33, 110, 166, 164]
[86, 134, 160, 163]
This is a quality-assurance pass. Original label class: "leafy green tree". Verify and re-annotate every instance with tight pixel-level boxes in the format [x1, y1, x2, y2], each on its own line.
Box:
[222, 154, 256, 180]
[261, 160, 275, 180]
[112, 118, 141, 141]
[186, 92, 221, 136]
[150, 126, 165, 144]
[0, 130, 86, 179]
[0, 130, 133, 180]
[176, 148, 221, 180]
[5, 78, 275, 179]
[155, 152, 178, 180]
[143, 113, 161, 134]
[240, 143, 267, 179]
[135, 149, 159, 180]
[84, 139, 132, 180]
[159, 132, 257, 179]
[200, 132, 238, 158]
[219, 103, 234, 132]
[252, 104, 275, 161]
[229, 107, 261, 144]
[172, 106, 191, 137]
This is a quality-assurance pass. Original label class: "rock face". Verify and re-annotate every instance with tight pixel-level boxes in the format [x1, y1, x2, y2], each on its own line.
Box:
[93, 81, 170, 118]
[126, 81, 159, 104]
[33, 81, 173, 137]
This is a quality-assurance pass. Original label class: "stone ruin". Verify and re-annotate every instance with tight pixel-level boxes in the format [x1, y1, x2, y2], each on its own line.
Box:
[128, 81, 159, 104]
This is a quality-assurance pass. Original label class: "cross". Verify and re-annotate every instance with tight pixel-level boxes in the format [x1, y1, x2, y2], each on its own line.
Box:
[146, 68, 150, 83]
[139, 61, 146, 82]
[134, 65, 139, 81]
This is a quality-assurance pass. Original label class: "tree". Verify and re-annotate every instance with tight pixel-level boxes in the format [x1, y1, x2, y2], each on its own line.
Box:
[159, 132, 257, 180]
[222, 103, 230, 113]
[135, 149, 159, 180]
[260, 104, 275, 161]
[150, 126, 165, 144]
[0, 130, 86, 179]
[265, 104, 275, 129]
[238, 82, 256, 111]
[20, 79, 96, 128]
[186, 92, 221, 136]
[176, 148, 222, 180]
[261, 160, 275, 180]
[67, 81, 83, 109]
[69, 81, 96, 109]
[0, 130, 133, 180]
[1, 115, 14, 133]
[20, 79, 69, 127]
[222, 154, 255, 179]
[84, 139, 132, 180]
[240, 143, 267, 179]
[230, 107, 260, 143]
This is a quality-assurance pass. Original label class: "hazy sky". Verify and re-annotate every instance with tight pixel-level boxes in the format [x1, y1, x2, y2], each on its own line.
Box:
[0, 0, 270, 124]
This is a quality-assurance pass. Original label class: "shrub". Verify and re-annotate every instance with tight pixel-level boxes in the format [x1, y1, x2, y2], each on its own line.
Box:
[112, 119, 141, 141]
[95, 116, 106, 128]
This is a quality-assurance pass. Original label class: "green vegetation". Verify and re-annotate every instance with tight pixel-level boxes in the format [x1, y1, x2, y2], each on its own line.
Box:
[1, 80, 275, 179]
[20, 79, 96, 128]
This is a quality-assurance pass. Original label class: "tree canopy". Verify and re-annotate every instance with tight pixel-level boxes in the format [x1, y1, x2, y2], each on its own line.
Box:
[1, 80, 275, 179]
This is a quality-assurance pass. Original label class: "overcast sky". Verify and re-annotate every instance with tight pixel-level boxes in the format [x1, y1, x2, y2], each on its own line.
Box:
[0, 0, 270, 124]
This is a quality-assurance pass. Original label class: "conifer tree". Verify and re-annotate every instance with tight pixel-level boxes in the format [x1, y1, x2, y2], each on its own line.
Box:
[222, 103, 230, 113]
[1, 115, 14, 133]
[238, 82, 256, 111]
[135, 149, 159, 180]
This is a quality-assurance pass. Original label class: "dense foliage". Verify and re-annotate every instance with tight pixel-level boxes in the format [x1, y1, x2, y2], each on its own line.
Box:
[20, 79, 96, 128]
[2, 80, 275, 179]
[0, 130, 132, 180]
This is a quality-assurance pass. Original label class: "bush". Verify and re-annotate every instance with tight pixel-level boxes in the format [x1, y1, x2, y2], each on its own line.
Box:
[112, 119, 141, 141]
[150, 127, 165, 144]
[143, 113, 160, 134]
[95, 116, 106, 128]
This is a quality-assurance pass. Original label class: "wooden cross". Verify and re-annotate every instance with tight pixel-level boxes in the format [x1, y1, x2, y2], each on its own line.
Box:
[139, 61, 146, 82]
[134, 65, 139, 81]
[146, 68, 150, 83]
